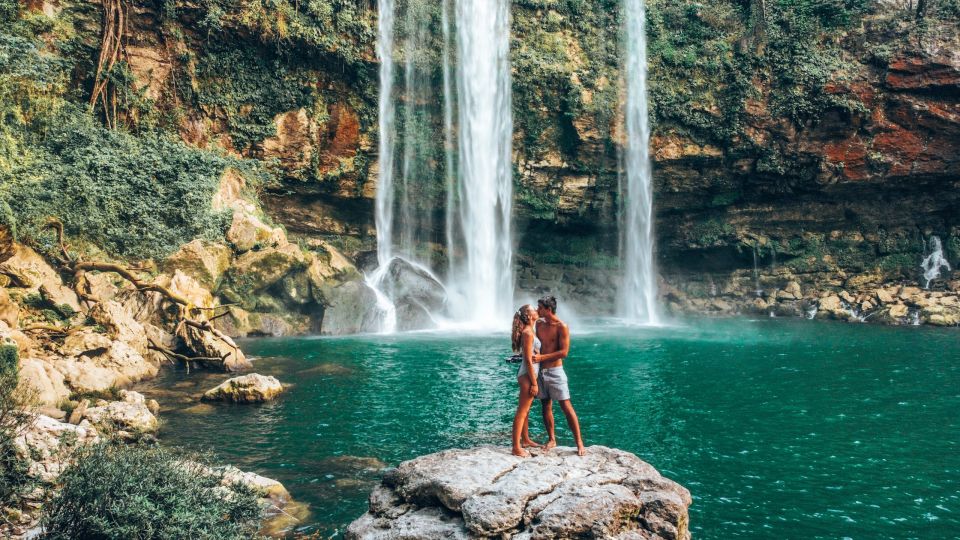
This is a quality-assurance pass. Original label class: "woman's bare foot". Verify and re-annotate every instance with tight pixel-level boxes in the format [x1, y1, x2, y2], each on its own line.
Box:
[543, 439, 557, 451]
[512, 447, 531, 458]
[521, 438, 542, 448]
[577, 445, 587, 456]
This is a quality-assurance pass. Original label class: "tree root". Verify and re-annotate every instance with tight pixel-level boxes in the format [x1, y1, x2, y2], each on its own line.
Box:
[90, 0, 127, 129]
[148, 339, 226, 374]
[34, 218, 243, 370]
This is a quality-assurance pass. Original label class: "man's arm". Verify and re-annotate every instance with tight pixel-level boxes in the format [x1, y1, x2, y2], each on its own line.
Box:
[533, 323, 569, 363]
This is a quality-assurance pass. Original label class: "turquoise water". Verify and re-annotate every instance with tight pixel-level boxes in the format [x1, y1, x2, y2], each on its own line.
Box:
[140, 318, 960, 538]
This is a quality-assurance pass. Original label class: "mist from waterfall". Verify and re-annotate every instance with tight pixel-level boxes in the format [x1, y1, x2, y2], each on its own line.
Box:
[371, 0, 514, 331]
[620, 0, 660, 324]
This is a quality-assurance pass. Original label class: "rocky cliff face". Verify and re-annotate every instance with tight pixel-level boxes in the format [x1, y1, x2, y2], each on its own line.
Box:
[5, 0, 958, 327]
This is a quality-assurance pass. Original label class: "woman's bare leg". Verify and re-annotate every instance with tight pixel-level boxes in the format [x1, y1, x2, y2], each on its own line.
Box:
[521, 414, 542, 448]
[512, 378, 536, 457]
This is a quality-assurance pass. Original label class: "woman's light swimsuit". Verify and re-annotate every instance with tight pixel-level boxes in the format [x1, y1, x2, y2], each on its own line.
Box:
[517, 335, 541, 379]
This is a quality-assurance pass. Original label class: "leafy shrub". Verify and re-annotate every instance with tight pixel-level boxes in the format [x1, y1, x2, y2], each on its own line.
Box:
[40, 442, 263, 540]
[0, 344, 33, 510]
[3, 109, 234, 259]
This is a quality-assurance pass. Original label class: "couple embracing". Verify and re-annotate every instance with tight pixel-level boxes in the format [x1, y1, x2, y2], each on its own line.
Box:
[509, 296, 585, 457]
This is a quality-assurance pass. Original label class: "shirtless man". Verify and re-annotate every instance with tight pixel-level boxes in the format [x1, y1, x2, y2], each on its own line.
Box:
[532, 296, 586, 456]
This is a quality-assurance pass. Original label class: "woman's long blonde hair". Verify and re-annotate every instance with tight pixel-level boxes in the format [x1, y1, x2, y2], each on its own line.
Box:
[511, 304, 535, 352]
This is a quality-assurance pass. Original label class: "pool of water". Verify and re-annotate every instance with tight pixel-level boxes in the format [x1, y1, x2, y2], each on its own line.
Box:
[137, 318, 960, 538]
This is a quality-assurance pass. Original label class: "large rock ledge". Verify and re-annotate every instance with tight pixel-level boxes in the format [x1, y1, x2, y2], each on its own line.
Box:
[346, 446, 691, 540]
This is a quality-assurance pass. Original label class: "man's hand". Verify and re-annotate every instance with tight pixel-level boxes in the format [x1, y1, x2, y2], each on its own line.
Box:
[529, 384, 539, 397]
[532, 354, 540, 363]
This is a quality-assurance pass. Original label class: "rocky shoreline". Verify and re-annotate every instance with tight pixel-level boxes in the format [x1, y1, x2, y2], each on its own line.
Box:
[4, 407, 304, 538]
[662, 276, 960, 327]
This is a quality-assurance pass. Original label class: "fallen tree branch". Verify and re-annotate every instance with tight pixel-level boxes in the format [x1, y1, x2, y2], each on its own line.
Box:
[73, 261, 193, 308]
[32, 218, 245, 370]
[148, 339, 226, 374]
[20, 324, 84, 336]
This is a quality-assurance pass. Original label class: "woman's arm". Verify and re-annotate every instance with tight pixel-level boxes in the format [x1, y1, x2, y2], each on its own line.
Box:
[532, 323, 570, 363]
[522, 331, 538, 387]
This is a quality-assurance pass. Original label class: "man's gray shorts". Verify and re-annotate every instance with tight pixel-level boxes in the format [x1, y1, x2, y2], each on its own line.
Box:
[537, 367, 570, 401]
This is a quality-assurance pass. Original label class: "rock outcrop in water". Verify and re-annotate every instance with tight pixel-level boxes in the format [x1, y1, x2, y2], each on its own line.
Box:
[346, 446, 691, 540]
[202, 373, 286, 403]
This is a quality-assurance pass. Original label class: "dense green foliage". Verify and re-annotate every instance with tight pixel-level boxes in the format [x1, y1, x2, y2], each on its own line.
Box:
[7, 111, 233, 258]
[0, 3, 255, 258]
[512, 0, 621, 164]
[40, 443, 263, 540]
[193, 0, 376, 69]
[0, 344, 32, 512]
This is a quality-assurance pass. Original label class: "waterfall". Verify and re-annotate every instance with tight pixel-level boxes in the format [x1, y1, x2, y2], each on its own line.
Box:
[620, 0, 659, 323]
[371, 0, 514, 331]
[752, 244, 762, 297]
[369, 0, 399, 334]
[446, 0, 514, 324]
[921, 236, 951, 289]
[441, 0, 459, 281]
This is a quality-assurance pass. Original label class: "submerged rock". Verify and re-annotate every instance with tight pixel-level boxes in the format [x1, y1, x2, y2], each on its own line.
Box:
[202, 373, 285, 403]
[380, 258, 446, 331]
[346, 445, 691, 540]
[320, 280, 382, 335]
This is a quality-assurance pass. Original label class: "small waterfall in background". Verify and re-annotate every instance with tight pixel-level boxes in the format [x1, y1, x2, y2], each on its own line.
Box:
[921, 235, 951, 289]
[620, 0, 660, 324]
[446, 0, 514, 324]
[370, 0, 514, 332]
[752, 243, 762, 297]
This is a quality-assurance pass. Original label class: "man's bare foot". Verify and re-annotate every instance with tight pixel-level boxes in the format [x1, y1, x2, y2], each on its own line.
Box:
[543, 439, 557, 451]
[577, 445, 586, 456]
[511, 447, 531, 457]
[521, 438, 542, 448]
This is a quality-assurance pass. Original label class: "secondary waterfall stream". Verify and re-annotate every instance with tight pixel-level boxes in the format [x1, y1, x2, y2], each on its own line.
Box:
[621, 0, 660, 324]
[371, 0, 513, 331]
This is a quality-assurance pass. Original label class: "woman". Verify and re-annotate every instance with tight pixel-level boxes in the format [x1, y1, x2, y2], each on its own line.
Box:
[511, 304, 542, 457]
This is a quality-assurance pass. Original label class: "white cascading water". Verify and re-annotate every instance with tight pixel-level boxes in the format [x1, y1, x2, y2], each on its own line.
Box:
[370, 0, 514, 332]
[447, 0, 514, 324]
[921, 236, 951, 289]
[621, 0, 660, 323]
[441, 0, 458, 281]
[369, 0, 399, 333]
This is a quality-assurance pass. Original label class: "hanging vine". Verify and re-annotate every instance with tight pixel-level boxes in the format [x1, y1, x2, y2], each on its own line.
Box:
[89, 0, 127, 129]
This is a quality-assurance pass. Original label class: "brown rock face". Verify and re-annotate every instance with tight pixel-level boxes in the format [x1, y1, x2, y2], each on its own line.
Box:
[262, 109, 316, 174]
[886, 53, 960, 91]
